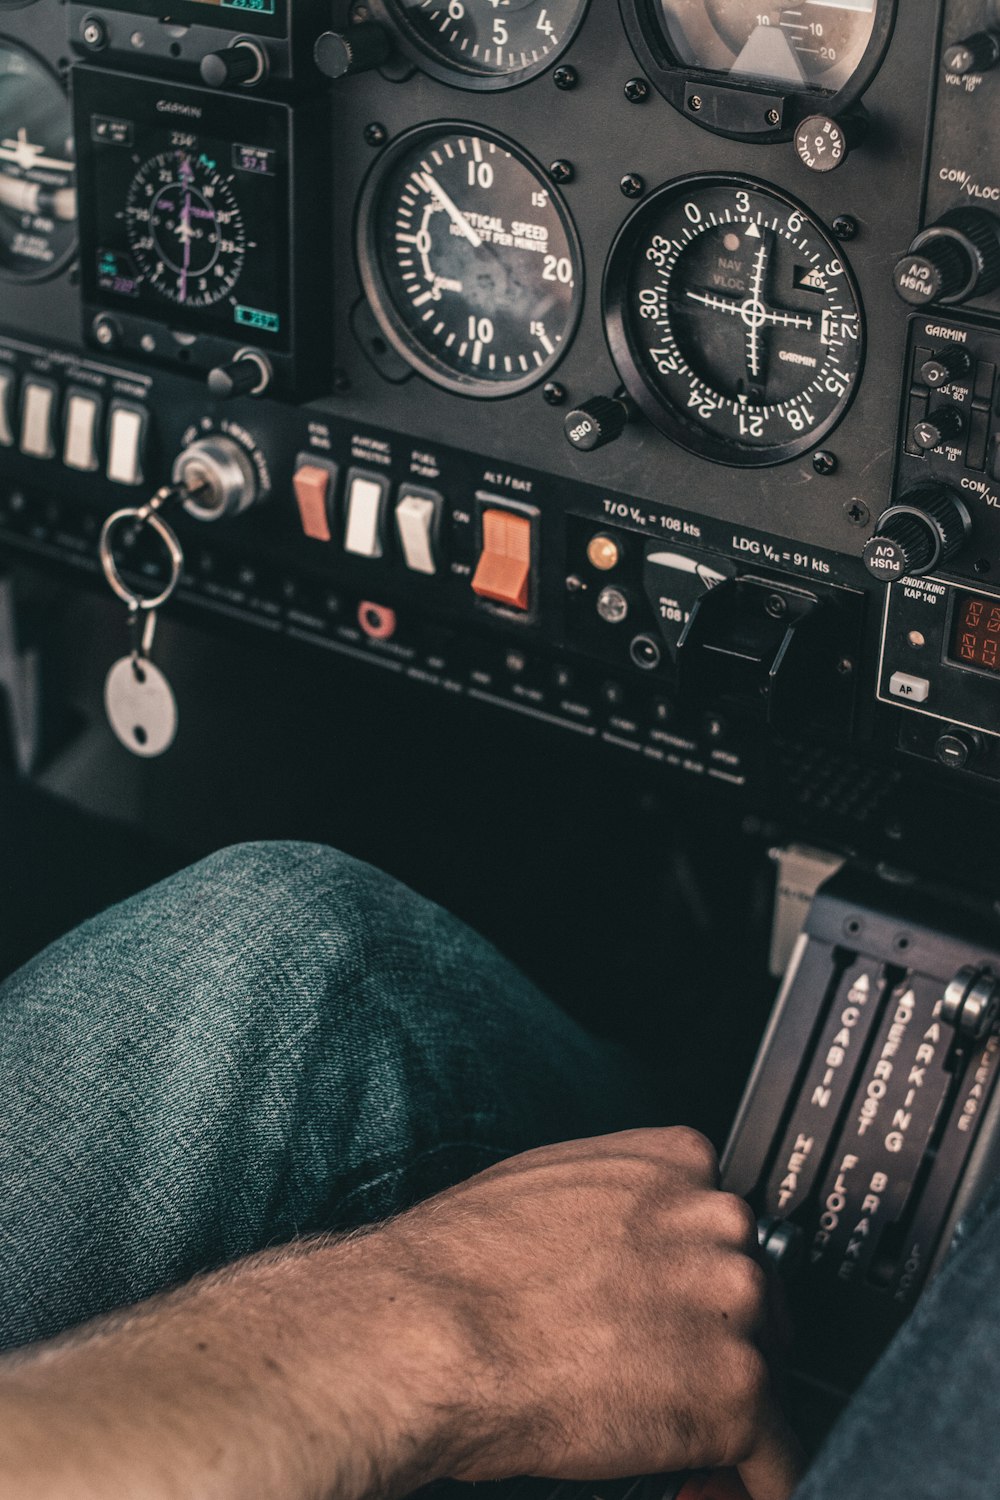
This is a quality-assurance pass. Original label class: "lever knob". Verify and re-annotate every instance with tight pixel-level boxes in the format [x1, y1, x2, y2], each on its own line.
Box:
[173, 435, 260, 522]
[943, 31, 1000, 75]
[943, 965, 1000, 1039]
[894, 209, 1000, 307]
[564, 395, 633, 452]
[314, 24, 391, 79]
[207, 352, 272, 402]
[863, 487, 971, 582]
[200, 42, 267, 88]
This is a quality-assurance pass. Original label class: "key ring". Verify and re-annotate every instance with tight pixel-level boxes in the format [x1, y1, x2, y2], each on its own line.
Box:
[99, 489, 185, 614]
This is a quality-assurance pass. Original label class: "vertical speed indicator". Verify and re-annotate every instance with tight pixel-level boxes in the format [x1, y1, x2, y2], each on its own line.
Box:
[358, 125, 583, 397]
[604, 176, 864, 467]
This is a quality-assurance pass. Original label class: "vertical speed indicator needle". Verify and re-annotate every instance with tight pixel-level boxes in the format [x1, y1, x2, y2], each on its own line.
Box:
[417, 173, 483, 249]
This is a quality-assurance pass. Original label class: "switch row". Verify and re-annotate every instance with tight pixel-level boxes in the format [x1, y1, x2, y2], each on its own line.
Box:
[293, 459, 443, 576]
[293, 458, 536, 612]
[0, 368, 148, 486]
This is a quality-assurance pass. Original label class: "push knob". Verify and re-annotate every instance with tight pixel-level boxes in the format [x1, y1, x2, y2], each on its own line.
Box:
[935, 727, 982, 772]
[314, 24, 391, 79]
[943, 31, 1000, 75]
[893, 209, 1000, 307]
[200, 42, 267, 88]
[172, 435, 261, 522]
[793, 112, 866, 173]
[943, 965, 1000, 1039]
[920, 347, 972, 388]
[564, 395, 633, 452]
[207, 352, 272, 401]
[862, 487, 971, 582]
[913, 405, 964, 451]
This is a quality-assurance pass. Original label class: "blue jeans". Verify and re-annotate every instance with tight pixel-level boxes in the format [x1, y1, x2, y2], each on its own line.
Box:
[0, 842, 996, 1497]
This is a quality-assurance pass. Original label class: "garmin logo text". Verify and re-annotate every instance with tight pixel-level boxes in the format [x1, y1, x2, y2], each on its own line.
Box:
[156, 100, 202, 118]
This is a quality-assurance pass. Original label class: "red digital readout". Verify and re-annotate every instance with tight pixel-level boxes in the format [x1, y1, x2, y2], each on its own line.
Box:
[951, 593, 1000, 673]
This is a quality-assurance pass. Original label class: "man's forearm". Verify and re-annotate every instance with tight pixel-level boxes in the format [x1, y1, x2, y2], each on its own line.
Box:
[0, 1235, 465, 1500]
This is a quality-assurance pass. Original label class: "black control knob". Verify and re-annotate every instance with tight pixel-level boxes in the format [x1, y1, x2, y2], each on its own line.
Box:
[913, 405, 965, 451]
[943, 31, 1000, 76]
[793, 112, 866, 173]
[920, 346, 972, 388]
[862, 487, 972, 582]
[207, 352, 272, 401]
[894, 209, 1000, 307]
[564, 395, 633, 452]
[200, 42, 267, 88]
[935, 728, 983, 774]
[314, 24, 390, 80]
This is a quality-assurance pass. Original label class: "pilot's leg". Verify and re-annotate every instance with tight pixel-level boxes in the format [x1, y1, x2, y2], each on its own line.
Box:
[793, 1176, 1000, 1499]
[0, 841, 657, 1353]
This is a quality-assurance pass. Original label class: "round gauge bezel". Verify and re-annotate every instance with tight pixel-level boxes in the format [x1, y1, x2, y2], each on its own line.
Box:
[367, 0, 591, 92]
[356, 122, 585, 400]
[603, 173, 866, 468]
[618, 0, 898, 142]
[0, 36, 76, 284]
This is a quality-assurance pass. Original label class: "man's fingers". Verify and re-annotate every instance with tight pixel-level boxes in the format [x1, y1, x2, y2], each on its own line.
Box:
[737, 1407, 807, 1500]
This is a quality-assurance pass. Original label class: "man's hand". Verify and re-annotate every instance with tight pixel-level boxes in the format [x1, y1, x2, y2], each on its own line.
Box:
[0, 1128, 804, 1500]
[377, 1128, 804, 1500]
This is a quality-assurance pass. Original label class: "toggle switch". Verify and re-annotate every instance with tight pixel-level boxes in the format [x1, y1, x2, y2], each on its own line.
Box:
[472, 508, 534, 611]
[396, 487, 442, 575]
[0, 368, 15, 448]
[63, 389, 102, 473]
[20, 379, 57, 460]
[344, 469, 390, 558]
[293, 459, 338, 543]
[107, 403, 148, 487]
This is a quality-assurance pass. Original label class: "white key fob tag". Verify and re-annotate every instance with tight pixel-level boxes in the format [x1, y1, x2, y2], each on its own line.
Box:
[104, 657, 178, 759]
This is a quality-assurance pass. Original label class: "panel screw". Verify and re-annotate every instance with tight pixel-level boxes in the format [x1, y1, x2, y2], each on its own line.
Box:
[765, 593, 788, 619]
[813, 450, 838, 475]
[766, 107, 781, 126]
[845, 500, 870, 527]
[833, 215, 859, 241]
[543, 381, 567, 406]
[621, 173, 645, 199]
[689, 94, 703, 111]
[837, 657, 855, 676]
[332, 368, 351, 393]
[82, 17, 108, 48]
[624, 77, 650, 103]
[549, 159, 574, 184]
[553, 65, 578, 90]
[364, 122, 388, 147]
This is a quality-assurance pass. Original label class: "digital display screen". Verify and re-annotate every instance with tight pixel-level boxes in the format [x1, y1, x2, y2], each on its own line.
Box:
[950, 592, 1000, 674]
[74, 69, 291, 351]
[91, 0, 285, 39]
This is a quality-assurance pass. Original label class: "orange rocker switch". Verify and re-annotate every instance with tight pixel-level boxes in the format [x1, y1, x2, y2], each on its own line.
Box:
[472, 508, 533, 611]
[294, 464, 334, 543]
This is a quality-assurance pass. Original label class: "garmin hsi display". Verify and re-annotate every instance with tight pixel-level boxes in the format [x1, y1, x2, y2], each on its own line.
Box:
[73, 67, 329, 397]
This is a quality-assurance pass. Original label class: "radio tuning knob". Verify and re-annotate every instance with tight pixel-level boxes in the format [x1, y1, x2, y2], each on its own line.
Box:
[173, 435, 261, 522]
[913, 405, 965, 451]
[200, 41, 267, 88]
[564, 394, 635, 452]
[862, 486, 971, 582]
[943, 31, 1000, 76]
[314, 24, 391, 79]
[920, 346, 972, 388]
[893, 209, 1000, 307]
[207, 351, 272, 402]
[793, 111, 866, 173]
